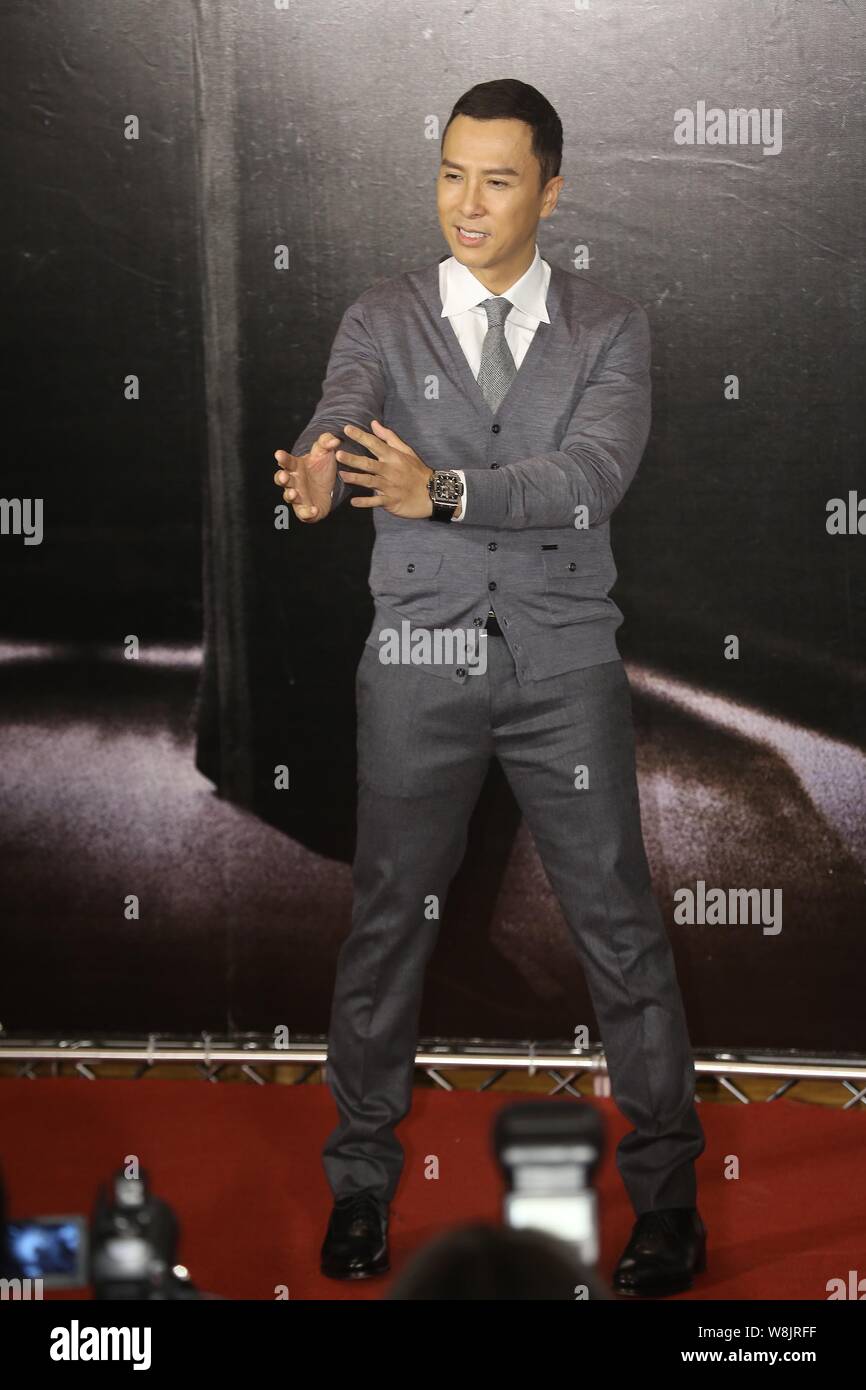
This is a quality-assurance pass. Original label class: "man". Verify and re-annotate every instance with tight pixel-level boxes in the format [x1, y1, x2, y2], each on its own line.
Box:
[274, 78, 706, 1298]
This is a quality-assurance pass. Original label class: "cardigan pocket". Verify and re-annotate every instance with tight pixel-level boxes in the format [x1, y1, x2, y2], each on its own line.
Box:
[368, 551, 445, 615]
[541, 542, 609, 611]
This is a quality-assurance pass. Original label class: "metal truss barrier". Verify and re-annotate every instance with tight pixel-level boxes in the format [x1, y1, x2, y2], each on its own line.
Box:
[2, 1038, 866, 1109]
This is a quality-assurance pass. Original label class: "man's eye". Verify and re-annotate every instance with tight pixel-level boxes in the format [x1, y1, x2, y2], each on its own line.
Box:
[443, 173, 508, 188]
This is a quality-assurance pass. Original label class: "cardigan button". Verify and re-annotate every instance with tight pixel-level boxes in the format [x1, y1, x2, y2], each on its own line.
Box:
[407, 563, 415, 572]
[568, 562, 576, 571]
[491, 462, 500, 469]
[491, 423, 500, 433]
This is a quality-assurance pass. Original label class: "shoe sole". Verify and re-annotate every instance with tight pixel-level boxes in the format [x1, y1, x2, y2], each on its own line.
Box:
[320, 1260, 390, 1281]
[613, 1273, 694, 1298]
[613, 1239, 706, 1298]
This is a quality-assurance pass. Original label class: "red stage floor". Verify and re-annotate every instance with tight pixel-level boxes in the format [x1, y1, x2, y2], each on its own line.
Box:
[1, 1078, 862, 1300]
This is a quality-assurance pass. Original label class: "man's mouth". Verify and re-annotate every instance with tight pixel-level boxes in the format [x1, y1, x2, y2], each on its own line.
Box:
[456, 226, 490, 243]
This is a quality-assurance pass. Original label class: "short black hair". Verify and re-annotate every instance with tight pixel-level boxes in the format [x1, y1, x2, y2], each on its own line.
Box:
[442, 79, 563, 191]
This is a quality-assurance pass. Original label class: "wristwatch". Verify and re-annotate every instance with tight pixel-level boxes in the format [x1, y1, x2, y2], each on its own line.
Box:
[427, 469, 464, 523]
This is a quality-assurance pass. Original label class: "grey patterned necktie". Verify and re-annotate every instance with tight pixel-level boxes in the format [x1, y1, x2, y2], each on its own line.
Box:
[477, 296, 516, 413]
[477, 297, 516, 628]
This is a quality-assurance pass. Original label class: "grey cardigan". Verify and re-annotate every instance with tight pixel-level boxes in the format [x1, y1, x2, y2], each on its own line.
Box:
[291, 256, 651, 684]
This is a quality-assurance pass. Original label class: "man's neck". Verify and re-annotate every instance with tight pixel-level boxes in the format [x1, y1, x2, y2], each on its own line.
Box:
[471, 244, 537, 296]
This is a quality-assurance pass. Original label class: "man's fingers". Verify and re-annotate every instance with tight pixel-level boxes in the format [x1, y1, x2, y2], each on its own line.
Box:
[275, 467, 307, 493]
[281, 482, 318, 519]
[290, 501, 319, 519]
[335, 448, 376, 469]
[370, 418, 409, 450]
[285, 463, 312, 507]
[271, 440, 334, 521]
[309, 433, 339, 460]
[274, 464, 306, 485]
[341, 423, 385, 457]
[273, 450, 302, 486]
[338, 468, 380, 486]
[272, 449, 312, 497]
[273, 436, 336, 485]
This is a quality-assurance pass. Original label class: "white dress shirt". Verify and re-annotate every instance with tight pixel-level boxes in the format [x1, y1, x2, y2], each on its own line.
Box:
[438, 243, 551, 521]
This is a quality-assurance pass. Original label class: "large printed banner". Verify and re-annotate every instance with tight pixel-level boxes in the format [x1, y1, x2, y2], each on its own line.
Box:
[1, 1, 864, 1050]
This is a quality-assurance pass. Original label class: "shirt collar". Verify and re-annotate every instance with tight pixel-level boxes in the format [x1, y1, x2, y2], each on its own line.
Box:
[440, 243, 550, 324]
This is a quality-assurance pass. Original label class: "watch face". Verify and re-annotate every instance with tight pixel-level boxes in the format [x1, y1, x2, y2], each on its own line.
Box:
[432, 471, 463, 504]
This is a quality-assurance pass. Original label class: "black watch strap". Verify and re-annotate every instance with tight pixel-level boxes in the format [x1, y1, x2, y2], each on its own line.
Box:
[430, 499, 457, 522]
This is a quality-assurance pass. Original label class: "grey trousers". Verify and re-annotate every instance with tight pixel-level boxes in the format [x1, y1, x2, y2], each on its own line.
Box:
[322, 635, 705, 1216]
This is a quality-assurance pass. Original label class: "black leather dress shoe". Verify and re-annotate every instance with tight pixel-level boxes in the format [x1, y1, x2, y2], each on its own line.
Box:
[612, 1207, 707, 1297]
[320, 1192, 390, 1280]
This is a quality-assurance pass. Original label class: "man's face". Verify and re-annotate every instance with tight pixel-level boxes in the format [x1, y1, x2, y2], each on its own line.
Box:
[436, 114, 562, 291]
